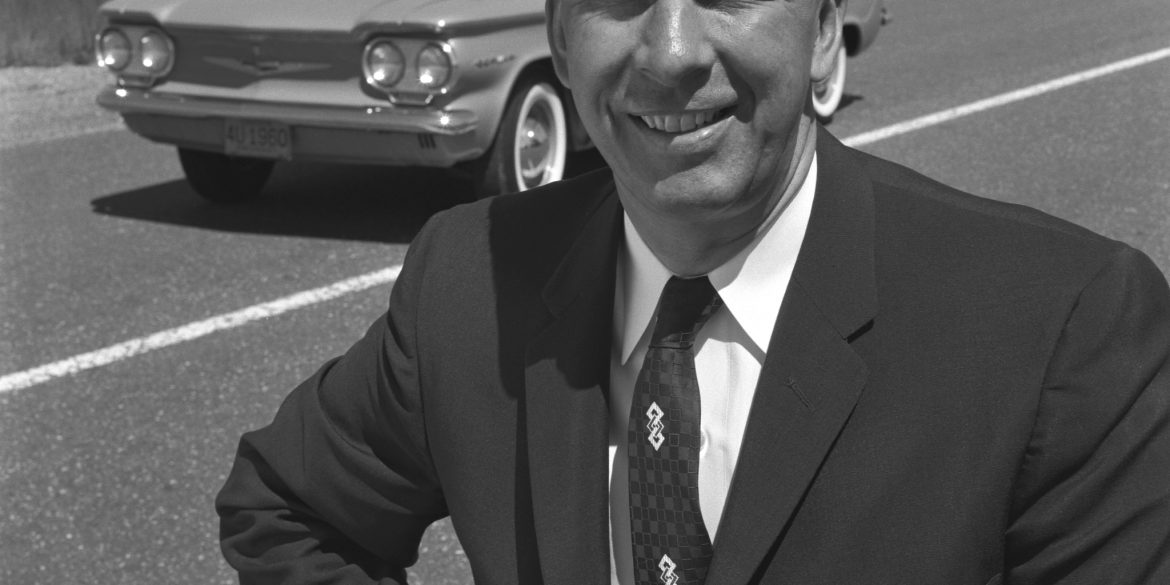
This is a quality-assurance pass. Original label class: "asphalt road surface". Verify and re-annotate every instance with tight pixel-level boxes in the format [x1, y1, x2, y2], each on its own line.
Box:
[2, 0, 1168, 583]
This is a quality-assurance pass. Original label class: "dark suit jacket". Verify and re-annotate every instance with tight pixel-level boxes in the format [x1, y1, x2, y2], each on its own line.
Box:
[216, 129, 1170, 585]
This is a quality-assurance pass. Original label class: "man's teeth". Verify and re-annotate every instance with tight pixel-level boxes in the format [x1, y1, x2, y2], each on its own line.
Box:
[639, 109, 723, 133]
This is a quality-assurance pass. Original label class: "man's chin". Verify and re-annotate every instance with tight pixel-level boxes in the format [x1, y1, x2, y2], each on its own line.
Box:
[646, 172, 747, 214]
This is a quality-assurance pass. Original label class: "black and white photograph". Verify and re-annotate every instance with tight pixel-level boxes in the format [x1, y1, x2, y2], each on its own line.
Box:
[2, 0, 1168, 583]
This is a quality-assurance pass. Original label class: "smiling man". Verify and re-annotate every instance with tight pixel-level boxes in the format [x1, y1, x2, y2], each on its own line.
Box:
[217, 1, 1170, 584]
[553, 0, 824, 277]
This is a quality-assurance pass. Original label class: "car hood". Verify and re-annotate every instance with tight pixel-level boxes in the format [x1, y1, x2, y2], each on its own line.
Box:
[100, 0, 543, 33]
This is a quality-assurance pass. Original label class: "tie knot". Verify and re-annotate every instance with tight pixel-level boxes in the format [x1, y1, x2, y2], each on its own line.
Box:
[650, 276, 721, 349]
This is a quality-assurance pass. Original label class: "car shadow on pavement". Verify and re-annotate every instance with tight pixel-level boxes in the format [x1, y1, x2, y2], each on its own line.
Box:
[89, 164, 472, 244]
[90, 150, 610, 245]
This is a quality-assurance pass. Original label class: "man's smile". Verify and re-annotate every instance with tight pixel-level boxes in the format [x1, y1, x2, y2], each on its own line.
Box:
[633, 106, 736, 134]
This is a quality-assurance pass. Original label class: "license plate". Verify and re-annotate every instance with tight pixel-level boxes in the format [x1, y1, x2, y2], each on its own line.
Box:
[224, 119, 292, 159]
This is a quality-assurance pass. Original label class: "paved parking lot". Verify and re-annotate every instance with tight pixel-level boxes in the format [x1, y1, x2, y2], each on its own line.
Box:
[2, 0, 1168, 582]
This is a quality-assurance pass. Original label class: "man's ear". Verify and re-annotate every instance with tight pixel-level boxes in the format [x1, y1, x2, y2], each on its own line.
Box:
[546, 0, 572, 88]
[810, 0, 844, 84]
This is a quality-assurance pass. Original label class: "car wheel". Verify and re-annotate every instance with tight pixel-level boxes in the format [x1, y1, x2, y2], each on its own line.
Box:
[178, 148, 275, 204]
[474, 77, 568, 198]
[811, 44, 847, 119]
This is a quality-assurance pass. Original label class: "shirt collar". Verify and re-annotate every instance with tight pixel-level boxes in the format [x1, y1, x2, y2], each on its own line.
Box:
[615, 155, 818, 364]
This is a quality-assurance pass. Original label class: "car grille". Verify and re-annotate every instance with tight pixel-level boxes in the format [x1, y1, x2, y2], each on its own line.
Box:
[166, 28, 361, 89]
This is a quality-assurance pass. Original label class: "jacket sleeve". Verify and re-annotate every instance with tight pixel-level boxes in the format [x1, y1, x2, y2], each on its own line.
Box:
[1005, 246, 1170, 584]
[215, 216, 448, 585]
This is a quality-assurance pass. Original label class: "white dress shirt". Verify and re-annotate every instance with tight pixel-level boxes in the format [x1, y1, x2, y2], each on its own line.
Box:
[607, 157, 818, 584]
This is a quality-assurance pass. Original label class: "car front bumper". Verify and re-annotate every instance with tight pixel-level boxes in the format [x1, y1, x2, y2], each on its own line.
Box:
[96, 86, 485, 166]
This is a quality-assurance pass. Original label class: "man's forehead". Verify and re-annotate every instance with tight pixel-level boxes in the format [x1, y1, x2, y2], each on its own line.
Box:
[549, 0, 821, 6]
[548, 0, 823, 17]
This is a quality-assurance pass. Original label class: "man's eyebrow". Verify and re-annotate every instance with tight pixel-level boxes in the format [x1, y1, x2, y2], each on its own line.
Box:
[569, 0, 653, 19]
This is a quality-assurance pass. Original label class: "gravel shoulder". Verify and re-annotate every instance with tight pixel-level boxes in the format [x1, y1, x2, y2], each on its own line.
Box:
[0, 65, 124, 149]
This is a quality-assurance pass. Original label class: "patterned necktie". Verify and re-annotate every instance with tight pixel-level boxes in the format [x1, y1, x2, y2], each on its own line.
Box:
[629, 275, 723, 585]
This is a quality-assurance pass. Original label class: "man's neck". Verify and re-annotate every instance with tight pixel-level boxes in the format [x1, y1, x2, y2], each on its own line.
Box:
[630, 125, 818, 277]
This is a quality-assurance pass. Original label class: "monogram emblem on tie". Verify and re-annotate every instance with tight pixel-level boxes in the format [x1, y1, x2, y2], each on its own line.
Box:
[646, 402, 665, 451]
[658, 554, 679, 585]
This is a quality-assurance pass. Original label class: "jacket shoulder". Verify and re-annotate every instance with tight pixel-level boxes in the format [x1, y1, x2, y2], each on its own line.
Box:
[393, 168, 618, 328]
[849, 146, 1133, 279]
[413, 168, 615, 265]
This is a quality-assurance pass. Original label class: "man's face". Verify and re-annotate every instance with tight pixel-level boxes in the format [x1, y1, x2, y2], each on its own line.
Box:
[550, 0, 837, 230]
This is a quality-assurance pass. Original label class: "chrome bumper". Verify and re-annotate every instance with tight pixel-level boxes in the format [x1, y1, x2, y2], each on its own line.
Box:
[95, 86, 479, 136]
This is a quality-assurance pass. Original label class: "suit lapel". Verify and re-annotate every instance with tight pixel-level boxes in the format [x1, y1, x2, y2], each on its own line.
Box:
[707, 129, 878, 585]
[524, 178, 623, 585]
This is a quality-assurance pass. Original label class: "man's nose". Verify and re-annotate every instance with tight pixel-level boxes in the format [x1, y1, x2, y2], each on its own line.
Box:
[634, 0, 716, 89]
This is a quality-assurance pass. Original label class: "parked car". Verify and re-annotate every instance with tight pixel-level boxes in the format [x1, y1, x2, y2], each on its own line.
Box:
[95, 0, 885, 203]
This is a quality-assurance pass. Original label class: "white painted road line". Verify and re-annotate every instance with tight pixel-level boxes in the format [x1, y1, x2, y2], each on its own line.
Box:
[0, 266, 401, 394]
[3, 47, 1169, 395]
[843, 46, 1170, 148]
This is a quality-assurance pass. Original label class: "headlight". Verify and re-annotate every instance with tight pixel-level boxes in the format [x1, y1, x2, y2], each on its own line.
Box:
[364, 41, 405, 88]
[139, 31, 173, 73]
[97, 29, 131, 71]
[416, 44, 452, 88]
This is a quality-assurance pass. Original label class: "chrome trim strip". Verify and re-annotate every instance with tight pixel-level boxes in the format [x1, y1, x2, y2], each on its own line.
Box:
[95, 87, 478, 135]
[156, 26, 352, 44]
[105, 12, 547, 42]
[356, 12, 546, 37]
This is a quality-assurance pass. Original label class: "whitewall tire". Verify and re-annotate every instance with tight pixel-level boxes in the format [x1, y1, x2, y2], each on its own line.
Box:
[475, 78, 568, 198]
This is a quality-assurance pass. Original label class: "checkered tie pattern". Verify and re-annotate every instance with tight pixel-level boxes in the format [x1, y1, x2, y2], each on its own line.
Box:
[629, 276, 723, 585]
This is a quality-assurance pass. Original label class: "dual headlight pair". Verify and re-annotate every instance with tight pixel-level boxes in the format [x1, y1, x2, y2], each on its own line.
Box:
[364, 40, 453, 91]
[96, 27, 174, 77]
